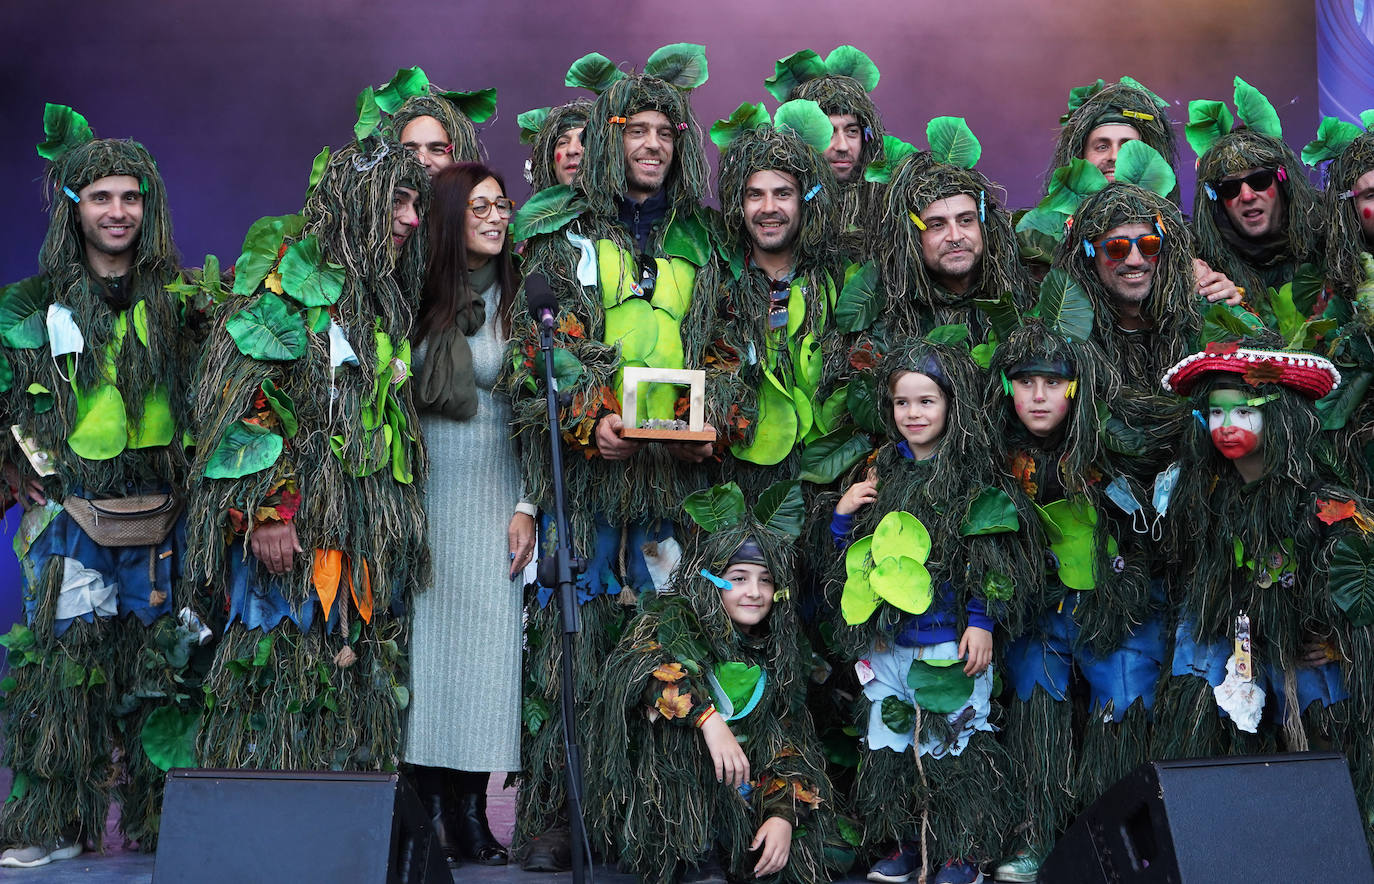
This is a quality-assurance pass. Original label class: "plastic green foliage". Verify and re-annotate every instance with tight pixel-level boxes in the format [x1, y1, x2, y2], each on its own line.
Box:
[753, 480, 805, 539]
[764, 49, 827, 102]
[841, 535, 880, 624]
[440, 88, 498, 124]
[842, 512, 934, 624]
[260, 379, 298, 438]
[1198, 303, 1265, 346]
[564, 52, 627, 94]
[1065, 79, 1106, 114]
[517, 107, 551, 144]
[374, 67, 430, 114]
[1329, 535, 1374, 627]
[532, 348, 586, 389]
[773, 99, 832, 154]
[231, 213, 305, 295]
[205, 419, 284, 479]
[1318, 369, 1372, 430]
[141, 707, 199, 771]
[1185, 100, 1235, 158]
[644, 43, 709, 90]
[961, 487, 1020, 535]
[227, 293, 306, 361]
[279, 236, 345, 307]
[37, 103, 93, 161]
[604, 299, 656, 360]
[511, 185, 584, 241]
[682, 482, 747, 531]
[926, 324, 970, 347]
[1038, 498, 1100, 590]
[834, 261, 881, 333]
[799, 426, 871, 484]
[824, 45, 880, 92]
[1362, 109, 1374, 130]
[845, 371, 884, 435]
[906, 659, 975, 714]
[862, 136, 917, 184]
[0, 282, 49, 349]
[1040, 159, 1109, 214]
[1016, 206, 1070, 248]
[927, 116, 981, 169]
[354, 86, 383, 141]
[1035, 268, 1094, 344]
[733, 368, 798, 465]
[0, 350, 11, 394]
[306, 146, 330, 196]
[1301, 117, 1364, 167]
[1233, 76, 1282, 139]
[1111, 141, 1175, 197]
[662, 213, 712, 266]
[1119, 76, 1169, 108]
[880, 696, 916, 733]
[714, 662, 763, 712]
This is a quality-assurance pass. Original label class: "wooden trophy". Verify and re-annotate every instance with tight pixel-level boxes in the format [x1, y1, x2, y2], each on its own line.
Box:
[618, 367, 716, 443]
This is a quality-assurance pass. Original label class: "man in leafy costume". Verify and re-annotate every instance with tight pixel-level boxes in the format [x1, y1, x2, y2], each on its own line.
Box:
[764, 46, 886, 259]
[184, 128, 430, 774]
[501, 43, 720, 870]
[371, 66, 494, 176]
[0, 106, 204, 866]
[586, 480, 842, 884]
[518, 53, 617, 193]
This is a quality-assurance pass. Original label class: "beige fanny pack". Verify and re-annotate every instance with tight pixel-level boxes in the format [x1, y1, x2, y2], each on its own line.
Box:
[62, 493, 183, 547]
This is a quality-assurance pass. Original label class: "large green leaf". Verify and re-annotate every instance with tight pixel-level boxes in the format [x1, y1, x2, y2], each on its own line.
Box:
[961, 487, 1020, 536]
[773, 99, 832, 154]
[763, 49, 827, 103]
[231, 213, 305, 295]
[511, 184, 585, 241]
[799, 426, 871, 484]
[710, 101, 771, 149]
[1362, 109, 1374, 130]
[862, 136, 918, 184]
[841, 535, 880, 625]
[845, 371, 884, 435]
[1035, 268, 1094, 343]
[37, 103, 94, 161]
[517, 107, 550, 144]
[880, 696, 916, 733]
[1064, 79, 1106, 116]
[1118, 76, 1168, 108]
[713, 662, 763, 713]
[682, 482, 747, 531]
[824, 45, 880, 92]
[1329, 535, 1374, 627]
[1185, 99, 1235, 158]
[354, 86, 382, 141]
[753, 480, 804, 539]
[870, 555, 933, 614]
[733, 368, 798, 465]
[1317, 368, 1372, 431]
[927, 116, 981, 169]
[1112, 141, 1176, 197]
[906, 659, 976, 715]
[1015, 206, 1070, 256]
[0, 349, 11, 394]
[1232, 76, 1281, 139]
[1302, 116, 1364, 167]
[279, 236, 344, 307]
[1038, 498, 1099, 590]
[440, 88, 498, 124]
[260, 379, 298, 438]
[1198, 303, 1264, 346]
[644, 43, 709, 90]
[0, 280, 49, 349]
[305, 146, 330, 196]
[662, 212, 712, 267]
[533, 348, 586, 389]
[872, 510, 931, 564]
[373, 67, 430, 114]
[564, 52, 627, 94]
[141, 707, 199, 771]
[926, 324, 969, 347]
[834, 261, 881, 333]
[1040, 159, 1109, 214]
[227, 292, 307, 361]
[205, 419, 284, 479]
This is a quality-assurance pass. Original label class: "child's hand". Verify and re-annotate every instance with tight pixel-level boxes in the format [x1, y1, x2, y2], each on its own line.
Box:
[750, 816, 793, 877]
[836, 467, 878, 515]
[959, 625, 993, 676]
[701, 713, 750, 786]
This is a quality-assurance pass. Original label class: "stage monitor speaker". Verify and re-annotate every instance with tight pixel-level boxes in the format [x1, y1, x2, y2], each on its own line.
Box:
[1040, 752, 1373, 883]
[153, 768, 452, 884]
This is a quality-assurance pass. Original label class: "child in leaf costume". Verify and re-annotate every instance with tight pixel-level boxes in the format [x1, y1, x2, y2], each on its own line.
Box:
[586, 480, 842, 884]
[0, 107, 206, 864]
[828, 338, 1034, 884]
[185, 134, 430, 772]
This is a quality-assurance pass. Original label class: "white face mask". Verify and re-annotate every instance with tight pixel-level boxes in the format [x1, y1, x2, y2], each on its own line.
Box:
[47, 303, 85, 381]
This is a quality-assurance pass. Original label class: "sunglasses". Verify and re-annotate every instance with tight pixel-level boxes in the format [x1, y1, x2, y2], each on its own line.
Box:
[1095, 233, 1163, 261]
[468, 197, 516, 219]
[1215, 169, 1277, 201]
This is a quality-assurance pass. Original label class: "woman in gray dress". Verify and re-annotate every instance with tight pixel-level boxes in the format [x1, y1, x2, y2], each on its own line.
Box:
[406, 162, 533, 866]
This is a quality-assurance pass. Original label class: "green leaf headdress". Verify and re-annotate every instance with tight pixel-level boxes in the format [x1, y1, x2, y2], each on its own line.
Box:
[1300, 113, 1370, 169]
[522, 98, 594, 191]
[356, 66, 494, 162]
[1047, 77, 1177, 200]
[1185, 76, 1282, 158]
[766, 46, 886, 179]
[678, 480, 804, 616]
[1317, 122, 1374, 296]
[36, 103, 94, 163]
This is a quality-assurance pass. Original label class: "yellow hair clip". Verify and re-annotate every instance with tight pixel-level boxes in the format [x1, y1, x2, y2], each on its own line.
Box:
[773, 588, 791, 603]
[908, 211, 926, 231]
[1122, 109, 1155, 121]
[1064, 379, 1079, 399]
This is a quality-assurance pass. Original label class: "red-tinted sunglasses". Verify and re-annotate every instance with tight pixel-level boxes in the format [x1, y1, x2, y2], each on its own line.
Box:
[1095, 233, 1163, 261]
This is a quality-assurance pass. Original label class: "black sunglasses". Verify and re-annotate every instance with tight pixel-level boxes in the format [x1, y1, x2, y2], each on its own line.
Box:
[1215, 170, 1277, 201]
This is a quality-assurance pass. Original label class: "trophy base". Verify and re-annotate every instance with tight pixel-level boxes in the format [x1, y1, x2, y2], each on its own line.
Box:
[620, 428, 717, 443]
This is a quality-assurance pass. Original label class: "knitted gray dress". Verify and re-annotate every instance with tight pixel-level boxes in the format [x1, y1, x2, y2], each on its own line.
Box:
[404, 280, 522, 771]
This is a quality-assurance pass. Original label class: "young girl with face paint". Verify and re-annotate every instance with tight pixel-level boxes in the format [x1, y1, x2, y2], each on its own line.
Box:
[830, 338, 1034, 884]
[585, 482, 845, 884]
[1152, 342, 1374, 843]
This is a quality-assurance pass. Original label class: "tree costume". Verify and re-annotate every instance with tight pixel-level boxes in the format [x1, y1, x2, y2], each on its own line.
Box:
[827, 337, 1033, 877]
[1043, 77, 1178, 200]
[0, 107, 205, 858]
[1188, 78, 1324, 322]
[518, 53, 607, 193]
[765, 46, 886, 260]
[185, 131, 430, 772]
[501, 44, 720, 853]
[372, 66, 495, 164]
[586, 480, 844, 884]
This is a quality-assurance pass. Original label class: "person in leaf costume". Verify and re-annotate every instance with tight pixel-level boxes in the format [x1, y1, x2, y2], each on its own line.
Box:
[1189, 78, 1325, 322]
[827, 338, 1034, 884]
[1152, 339, 1374, 850]
[522, 99, 592, 192]
[500, 44, 720, 871]
[376, 66, 493, 177]
[0, 106, 206, 866]
[987, 312, 1162, 883]
[764, 46, 886, 259]
[184, 133, 430, 774]
[585, 480, 843, 884]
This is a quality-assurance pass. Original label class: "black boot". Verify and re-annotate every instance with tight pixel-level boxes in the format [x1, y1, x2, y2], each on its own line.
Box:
[445, 770, 509, 865]
[405, 764, 461, 868]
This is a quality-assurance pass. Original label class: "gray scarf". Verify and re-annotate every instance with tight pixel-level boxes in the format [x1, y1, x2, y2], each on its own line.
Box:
[415, 261, 497, 420]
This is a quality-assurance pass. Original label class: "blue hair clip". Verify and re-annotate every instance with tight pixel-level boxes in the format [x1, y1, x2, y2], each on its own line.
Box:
[978, 190, 986, 222]
[700, 569, 732, 591]
[1191, 409, 1207, 428]
[1082, 240, 1096, 257]
[1204, 183, 1218, 201]
[804, 184, 822, 202]
[862, 126, 873, 141]
[63, 186, 80, 203]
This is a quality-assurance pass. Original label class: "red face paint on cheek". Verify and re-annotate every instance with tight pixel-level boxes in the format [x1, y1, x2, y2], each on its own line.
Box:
[1363, 207, 1373, 220]
[1211, 427, 1260, 459]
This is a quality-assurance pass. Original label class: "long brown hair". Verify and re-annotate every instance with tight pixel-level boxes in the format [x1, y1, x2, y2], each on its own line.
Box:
[414, 162, 517, 342]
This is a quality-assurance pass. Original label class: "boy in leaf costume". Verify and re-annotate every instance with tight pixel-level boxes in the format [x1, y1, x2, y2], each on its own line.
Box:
[0, 107, 204, 865]
[1152, 339, 1374, 849]
[828, 337, 1034, 884]
[185, 132, 430, 773]
[501, 44, 721, 869]
[586, 480, 842, 884]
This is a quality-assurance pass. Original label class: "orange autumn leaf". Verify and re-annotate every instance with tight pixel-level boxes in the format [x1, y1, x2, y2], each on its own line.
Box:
[654, 684, 693, 720]
[652, 662, 687, 683]
[345, 557, 374, 623]
[1316, 498, 1357, 526]
[313, 549, 343, 618]
[556, 315, 586, 338]
[1243, 362, 1284, 386]
[600, 385, 621, 414]
[760, 777, 788, 798]
[1353, 510, 1374, 535]
[792, 781, 823, 808]
[264, 272, 285, 295]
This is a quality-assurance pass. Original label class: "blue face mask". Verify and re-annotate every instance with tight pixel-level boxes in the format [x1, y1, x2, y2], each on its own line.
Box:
[1149, 462, 1181, 540]
[1104, 475, 1149, 534]
[46, 303, 85, 381]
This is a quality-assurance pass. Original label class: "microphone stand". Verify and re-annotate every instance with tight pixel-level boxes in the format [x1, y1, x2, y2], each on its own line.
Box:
[535, 314, 590, 884]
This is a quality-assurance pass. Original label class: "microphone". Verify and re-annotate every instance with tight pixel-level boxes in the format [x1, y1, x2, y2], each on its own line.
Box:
[525, 272, 557, 329]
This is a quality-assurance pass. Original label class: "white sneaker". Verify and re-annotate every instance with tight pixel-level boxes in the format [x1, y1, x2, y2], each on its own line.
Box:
[0, 836, 82, 868]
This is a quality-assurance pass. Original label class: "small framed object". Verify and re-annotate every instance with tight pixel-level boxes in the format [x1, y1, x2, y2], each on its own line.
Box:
[619, 367, 715, 442]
